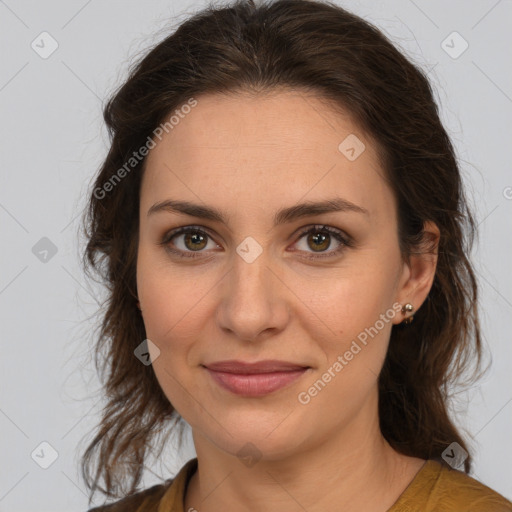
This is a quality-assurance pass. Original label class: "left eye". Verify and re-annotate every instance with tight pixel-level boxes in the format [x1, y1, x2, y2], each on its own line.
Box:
[292, 225, 351, 259]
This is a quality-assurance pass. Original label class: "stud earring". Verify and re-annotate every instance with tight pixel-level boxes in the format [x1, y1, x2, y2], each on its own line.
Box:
[401, 303, 414, 324]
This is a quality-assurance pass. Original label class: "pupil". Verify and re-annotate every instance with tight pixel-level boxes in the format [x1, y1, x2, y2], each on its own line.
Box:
[186, 232, 206, 251]
[310, 232, 329, 252]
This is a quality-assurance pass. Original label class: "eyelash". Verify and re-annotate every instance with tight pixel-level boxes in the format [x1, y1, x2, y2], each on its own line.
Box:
[159, 224, 353, 261]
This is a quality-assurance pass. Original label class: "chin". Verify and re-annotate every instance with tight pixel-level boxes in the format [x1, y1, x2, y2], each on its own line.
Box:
[195, 417, 308, 463]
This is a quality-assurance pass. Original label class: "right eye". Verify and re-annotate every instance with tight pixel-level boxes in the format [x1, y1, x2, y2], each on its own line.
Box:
[159, 226, 221, 258]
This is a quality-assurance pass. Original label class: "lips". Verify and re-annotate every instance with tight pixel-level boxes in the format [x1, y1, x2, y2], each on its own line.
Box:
[203, 360, 310, 397]
[204, 360, 309, 374]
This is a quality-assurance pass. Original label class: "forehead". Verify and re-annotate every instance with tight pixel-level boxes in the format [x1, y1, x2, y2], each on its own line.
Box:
[140, 90, 392, 224]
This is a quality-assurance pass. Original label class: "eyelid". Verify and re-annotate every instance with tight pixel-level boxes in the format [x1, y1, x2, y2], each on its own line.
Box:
[158, 225, 220, 256]
[160, 224, 215, 244]
[159, 223, 353, 260]
[290, 224, 353, 259]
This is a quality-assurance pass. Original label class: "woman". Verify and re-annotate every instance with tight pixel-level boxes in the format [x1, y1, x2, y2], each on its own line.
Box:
[81, 0, 512, 510]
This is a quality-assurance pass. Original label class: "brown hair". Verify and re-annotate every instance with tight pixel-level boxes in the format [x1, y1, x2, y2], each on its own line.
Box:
[80, 0, 485, 504]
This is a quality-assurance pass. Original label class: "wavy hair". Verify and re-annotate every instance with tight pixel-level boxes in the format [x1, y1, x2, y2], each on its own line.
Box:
[80, 0, 484, 504]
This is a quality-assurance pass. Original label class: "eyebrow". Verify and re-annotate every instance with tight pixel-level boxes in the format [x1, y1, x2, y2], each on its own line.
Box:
[147, 197, 369, 226]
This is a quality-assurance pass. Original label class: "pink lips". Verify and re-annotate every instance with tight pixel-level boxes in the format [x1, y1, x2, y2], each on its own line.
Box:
[203, 360, 310, 397]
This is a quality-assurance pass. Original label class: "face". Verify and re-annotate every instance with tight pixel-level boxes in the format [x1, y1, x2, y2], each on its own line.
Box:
[136, 90, 423, 461]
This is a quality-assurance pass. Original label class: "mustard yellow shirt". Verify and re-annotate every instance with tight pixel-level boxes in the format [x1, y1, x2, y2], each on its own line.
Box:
[87, 457, 512, 511]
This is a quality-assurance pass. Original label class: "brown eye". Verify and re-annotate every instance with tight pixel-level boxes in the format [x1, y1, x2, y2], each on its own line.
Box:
[182, 231, 208, 251]
[293, 225, 352, 260]
[160, 226, 219, 259]
[307, 231, 331, 252]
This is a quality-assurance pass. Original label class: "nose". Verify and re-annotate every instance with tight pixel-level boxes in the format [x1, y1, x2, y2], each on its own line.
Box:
[215, 245, 290, 342]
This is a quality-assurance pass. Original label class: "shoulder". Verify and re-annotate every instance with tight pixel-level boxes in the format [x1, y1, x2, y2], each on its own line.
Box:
[84, 457, 198, 512]
[85, 479, 173, 512]
[427, 460, 512, 511]
[392, 459, 512, 512]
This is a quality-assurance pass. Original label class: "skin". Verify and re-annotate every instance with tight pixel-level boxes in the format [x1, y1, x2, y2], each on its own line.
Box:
[136, 89, 440, 512]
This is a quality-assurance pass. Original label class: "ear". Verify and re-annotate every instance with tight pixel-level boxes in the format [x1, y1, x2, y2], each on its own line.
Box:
[392, 220, 440, 325]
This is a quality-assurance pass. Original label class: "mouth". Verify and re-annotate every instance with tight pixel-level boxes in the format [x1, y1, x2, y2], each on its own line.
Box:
[202, 360, 311, 397]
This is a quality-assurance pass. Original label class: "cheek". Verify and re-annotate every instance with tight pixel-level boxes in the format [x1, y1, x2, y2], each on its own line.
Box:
[137, 256, 211, 417]
[296, 259, 399, 390]
[298, 292, 396, 422]
[297, 262, 398, 339]
[137, 242, 210, 338]
[140, 274, 211, 350]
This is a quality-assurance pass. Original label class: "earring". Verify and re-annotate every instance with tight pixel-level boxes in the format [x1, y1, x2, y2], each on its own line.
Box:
[401, 303, 414, 324]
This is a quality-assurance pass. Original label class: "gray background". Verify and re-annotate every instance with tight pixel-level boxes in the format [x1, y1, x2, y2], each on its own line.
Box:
[0, 0, 511, 510]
